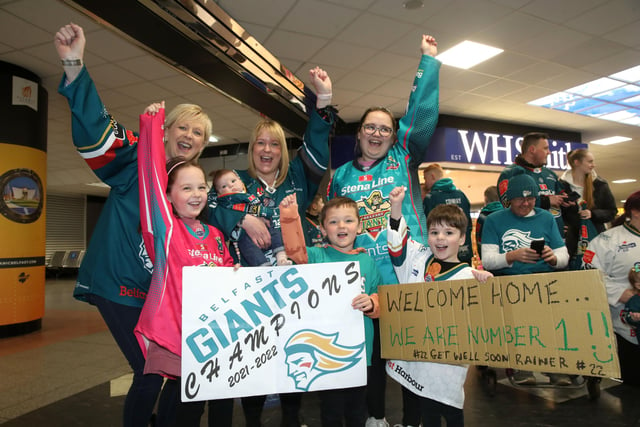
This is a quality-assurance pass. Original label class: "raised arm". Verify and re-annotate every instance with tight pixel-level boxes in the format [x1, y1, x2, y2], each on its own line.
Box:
[389, 186, 406, 221]
[56, 23, 140, 186]
[309, 66, 332, 109]
[138, 104, 172, 265]
[289, 67, 335, 212]
[54, 23, 85, 84]
[399, 34, 440, 162]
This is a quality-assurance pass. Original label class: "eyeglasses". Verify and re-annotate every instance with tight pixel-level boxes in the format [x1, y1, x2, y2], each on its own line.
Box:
[512, 196, 536, 204]
[362, 124, 393, 137]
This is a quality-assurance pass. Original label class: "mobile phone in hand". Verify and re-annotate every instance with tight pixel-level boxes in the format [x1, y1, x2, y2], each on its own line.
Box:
[530, 239, 545, 255]
[565, 191, 581, 203]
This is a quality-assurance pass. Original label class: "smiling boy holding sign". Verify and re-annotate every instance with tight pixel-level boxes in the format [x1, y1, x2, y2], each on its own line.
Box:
[385, 185, 492, 427]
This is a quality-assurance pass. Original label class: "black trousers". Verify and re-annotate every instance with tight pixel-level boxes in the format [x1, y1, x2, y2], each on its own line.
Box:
[241, 393, 302, 427]
[367, 319, 387, 419]
[162, 378, 233, 427]
[319, 386, 367, 427]
[616, 333, 640, 385]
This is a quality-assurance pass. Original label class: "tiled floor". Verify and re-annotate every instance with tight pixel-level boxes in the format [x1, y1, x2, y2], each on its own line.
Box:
[2, 278, 640, 426]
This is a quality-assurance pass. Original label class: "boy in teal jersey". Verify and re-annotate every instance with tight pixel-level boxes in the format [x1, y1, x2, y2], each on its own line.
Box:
[280, 195, 382, 426]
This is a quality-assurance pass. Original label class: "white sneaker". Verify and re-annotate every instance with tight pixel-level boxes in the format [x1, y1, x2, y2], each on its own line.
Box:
[366, 417, 390, 427]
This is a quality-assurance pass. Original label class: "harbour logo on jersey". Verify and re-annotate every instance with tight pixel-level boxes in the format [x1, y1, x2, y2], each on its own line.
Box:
[357, 190, 391, 240]
[359, 174, 373, 182]
[618, 241, 637, 252]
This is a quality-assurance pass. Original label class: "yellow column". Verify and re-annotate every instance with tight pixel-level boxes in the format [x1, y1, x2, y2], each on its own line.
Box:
[0, 61, 47, 337]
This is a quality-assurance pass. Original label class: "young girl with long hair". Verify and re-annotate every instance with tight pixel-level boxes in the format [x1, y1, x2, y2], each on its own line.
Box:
[135, 102, 237, 426]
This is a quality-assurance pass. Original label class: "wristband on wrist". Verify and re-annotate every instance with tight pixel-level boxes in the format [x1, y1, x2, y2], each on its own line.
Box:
[61, 58, 82, 67]
[316, 93, 332, 100]
[364, 297, 375, 314]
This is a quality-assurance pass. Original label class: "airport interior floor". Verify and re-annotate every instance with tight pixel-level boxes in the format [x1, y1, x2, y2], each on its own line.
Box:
[2, 277, 640, 426]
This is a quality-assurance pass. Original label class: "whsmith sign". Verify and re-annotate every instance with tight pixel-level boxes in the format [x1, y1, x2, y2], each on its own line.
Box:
[424, 128, 587, 170]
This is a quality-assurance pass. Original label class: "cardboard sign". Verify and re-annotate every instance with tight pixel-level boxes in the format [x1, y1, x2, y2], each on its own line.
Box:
[181, 262, 367, 401]
[379, 270, 620, 378]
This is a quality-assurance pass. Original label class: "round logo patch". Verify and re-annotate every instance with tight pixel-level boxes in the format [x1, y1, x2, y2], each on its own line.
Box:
[0, 168, 43, 223]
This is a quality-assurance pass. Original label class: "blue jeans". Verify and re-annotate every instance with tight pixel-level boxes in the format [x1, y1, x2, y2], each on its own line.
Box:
[237, 223, 284, 266]
[88, 294, 165, 427]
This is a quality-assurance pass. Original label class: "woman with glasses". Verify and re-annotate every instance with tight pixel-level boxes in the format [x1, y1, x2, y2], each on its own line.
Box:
[327, 34, 440, 427]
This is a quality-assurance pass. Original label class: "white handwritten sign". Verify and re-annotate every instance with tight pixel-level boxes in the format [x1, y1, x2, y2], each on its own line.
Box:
[181, 262, 367, 401]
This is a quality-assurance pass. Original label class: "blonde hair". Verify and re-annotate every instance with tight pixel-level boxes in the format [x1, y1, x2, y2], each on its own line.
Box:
[422, 163, 443, 181]
[247, 119, 289, 188]
[567, 149, 594, 209]
[165, 104, 212, 160]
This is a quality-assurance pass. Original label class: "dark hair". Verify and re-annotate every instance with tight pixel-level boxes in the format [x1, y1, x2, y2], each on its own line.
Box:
[426, 204, 468, 235]
[521, 132, 549, 154]
[612, 190, 640, 227]
[210, 168, 243, 193]
[484, 185, 499, 203]
[567, 148, 594, 209]
[355, 107, 397, 157]
[166, 156, 208, 221]
[358, 106, 398, 134]
[319, 197, 359, 228]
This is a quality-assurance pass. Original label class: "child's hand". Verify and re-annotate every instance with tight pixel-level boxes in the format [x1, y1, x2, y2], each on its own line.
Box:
[233, 263, 241, 271]
[279, 194, 297, 209]
[144, 101, 164, 116]
[472, 269, 493, 283]
[630, 312, 640, 322]
[389, 186, 405, 205]
[421, 34, 438, 57]
[389, 186, 405, 220]
[351, 294, 373, 312]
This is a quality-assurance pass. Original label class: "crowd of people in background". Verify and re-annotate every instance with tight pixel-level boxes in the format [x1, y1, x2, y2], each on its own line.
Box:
[55, 18, 639, 427]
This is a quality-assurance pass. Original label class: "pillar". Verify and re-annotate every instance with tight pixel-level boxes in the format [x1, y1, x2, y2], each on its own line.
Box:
[0, 61, 48, 337]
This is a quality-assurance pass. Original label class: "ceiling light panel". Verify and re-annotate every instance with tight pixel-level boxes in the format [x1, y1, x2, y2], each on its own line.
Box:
[436, 41, 503, 70]
[529, 65, 640, 127]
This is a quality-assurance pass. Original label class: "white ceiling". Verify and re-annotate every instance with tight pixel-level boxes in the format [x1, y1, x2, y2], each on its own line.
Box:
[0, 0, 638, 206]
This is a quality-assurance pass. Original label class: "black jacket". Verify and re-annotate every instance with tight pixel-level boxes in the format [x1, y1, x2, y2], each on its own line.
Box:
[559, 175, 617, 257]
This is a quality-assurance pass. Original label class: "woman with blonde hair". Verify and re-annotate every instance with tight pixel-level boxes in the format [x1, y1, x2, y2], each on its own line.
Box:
[559, 148, 616, 269]
[55, 23, 213, 427]
[207, 67, 335, 427]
